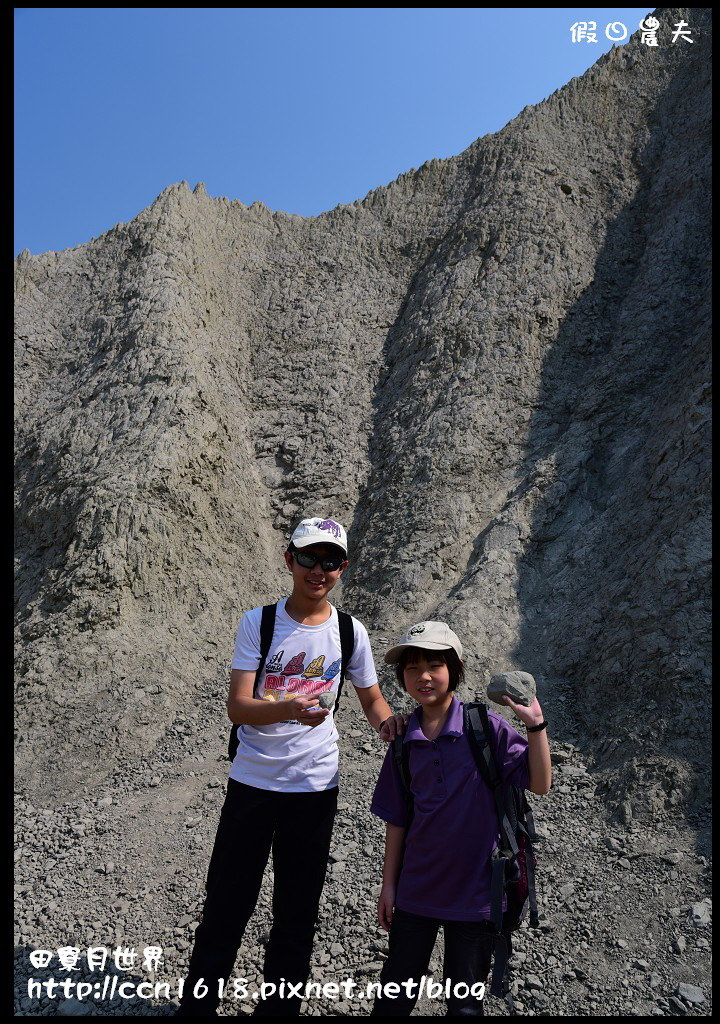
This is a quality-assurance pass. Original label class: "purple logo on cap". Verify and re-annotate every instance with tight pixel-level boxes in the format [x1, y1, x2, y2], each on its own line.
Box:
[317, 519, 342, 539]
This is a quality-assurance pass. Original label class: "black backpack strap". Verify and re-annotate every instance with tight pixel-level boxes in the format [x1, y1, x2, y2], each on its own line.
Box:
[518, 790, 540, 926]
[227, 603, 277, 761]
[333, 609, 355, 713]
[465, 702, 542, 995]
[465, 701, 520, 998]
[392, 732, 415, 836]
[257, 603, 277, 677]
[392, 733, 411, 794]
[489, 849, 508, 931]
[525, 838, 539, 928]
[490, 933, 512, 998]
[522, 794, 539, 842]
[465, 704, 519, 856]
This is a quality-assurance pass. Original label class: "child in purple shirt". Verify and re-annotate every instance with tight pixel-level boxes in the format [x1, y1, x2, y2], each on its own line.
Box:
[370, 621, 551, 1017]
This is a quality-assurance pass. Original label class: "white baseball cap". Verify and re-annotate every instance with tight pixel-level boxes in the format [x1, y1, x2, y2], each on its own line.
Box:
[384, 621, 463, 663]
[289, 517, 348, 554]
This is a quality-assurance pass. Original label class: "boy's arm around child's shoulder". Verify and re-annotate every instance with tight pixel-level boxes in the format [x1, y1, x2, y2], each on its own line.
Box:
[501, 695, 552, 795]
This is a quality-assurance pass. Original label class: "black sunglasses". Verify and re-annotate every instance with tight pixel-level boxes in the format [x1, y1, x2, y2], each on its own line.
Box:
[293, 550, 346, 572]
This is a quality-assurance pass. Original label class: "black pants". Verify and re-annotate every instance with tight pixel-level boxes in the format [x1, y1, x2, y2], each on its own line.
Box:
[371, 908, 495, 1017]
[177, 778, 338, 1017]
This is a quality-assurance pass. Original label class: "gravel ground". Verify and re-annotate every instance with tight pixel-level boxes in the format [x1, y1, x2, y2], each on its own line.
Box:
[14, 643, 711, 1017]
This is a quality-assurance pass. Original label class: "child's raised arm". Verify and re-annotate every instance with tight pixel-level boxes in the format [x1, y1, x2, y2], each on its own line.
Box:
[378, 822, 405, 931]
[502, 695, 552, 795]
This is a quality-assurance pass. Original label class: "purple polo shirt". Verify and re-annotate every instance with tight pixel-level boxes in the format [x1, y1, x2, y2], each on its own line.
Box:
[370, 696, 530, 921]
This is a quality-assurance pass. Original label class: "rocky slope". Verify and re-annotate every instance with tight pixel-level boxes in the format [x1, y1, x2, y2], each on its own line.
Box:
[14, 7, 711, 1016]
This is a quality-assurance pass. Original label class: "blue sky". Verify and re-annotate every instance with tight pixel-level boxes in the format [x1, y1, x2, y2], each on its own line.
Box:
[15, 7, 656, 256]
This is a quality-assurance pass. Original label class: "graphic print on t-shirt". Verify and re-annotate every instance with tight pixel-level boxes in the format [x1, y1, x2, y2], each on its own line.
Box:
[261, 648, 339, 704]
[283, 652, 306, 675]
[262, 671, 286, 700]
[321, 658, 341, 682]
[302, 655, 325, 678]
[264, 650, 284, 674]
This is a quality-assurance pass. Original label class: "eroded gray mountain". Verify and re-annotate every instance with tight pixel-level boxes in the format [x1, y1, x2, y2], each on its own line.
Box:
[15, 8, 710, 825]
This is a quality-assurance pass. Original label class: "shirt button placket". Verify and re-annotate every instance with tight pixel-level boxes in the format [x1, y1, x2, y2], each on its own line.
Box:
[430, 741, 443, 784]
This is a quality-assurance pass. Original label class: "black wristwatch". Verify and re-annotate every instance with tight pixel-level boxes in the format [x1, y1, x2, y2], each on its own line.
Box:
[527, 720, 548, 733]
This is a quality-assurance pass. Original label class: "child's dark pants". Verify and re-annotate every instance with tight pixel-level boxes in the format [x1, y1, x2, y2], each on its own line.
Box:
[370, 907, 494, 1016]
[177, 778, 338, 1017]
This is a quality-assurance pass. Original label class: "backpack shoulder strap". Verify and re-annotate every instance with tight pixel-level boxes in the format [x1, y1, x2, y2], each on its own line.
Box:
[334, 609, 355, 712]
[464, 702, 519, 856]
[392, 732, 414, 830]
[466, 706, 541, 996]
[256, 602, 277, 679]
[227, 602, 277, 761]
[465, 702, 498, 788]
[392, 733, 411, 793]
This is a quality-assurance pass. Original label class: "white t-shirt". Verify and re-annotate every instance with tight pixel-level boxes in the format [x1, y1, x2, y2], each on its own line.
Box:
[229, 599, 377, 792]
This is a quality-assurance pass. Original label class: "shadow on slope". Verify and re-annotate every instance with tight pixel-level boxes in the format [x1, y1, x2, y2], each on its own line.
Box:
[512, 32, 711, 828]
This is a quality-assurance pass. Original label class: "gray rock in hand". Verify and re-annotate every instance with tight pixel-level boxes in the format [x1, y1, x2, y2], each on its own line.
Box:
[487, 670, 537, 707]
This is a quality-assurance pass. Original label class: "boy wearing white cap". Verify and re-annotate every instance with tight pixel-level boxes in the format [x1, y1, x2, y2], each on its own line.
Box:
[177, 518, 400, 1017]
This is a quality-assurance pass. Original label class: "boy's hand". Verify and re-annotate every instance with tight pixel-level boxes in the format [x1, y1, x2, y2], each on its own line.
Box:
[501, 694, 544, 729]
[289, 697, 330, 727]
[377, 883, 396, 931]
[378, 713, 411, 742]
